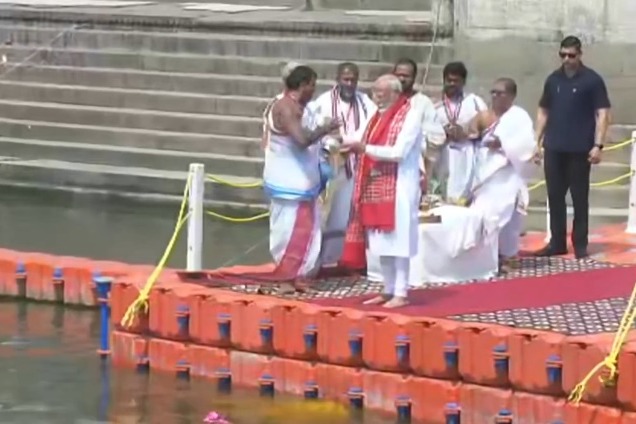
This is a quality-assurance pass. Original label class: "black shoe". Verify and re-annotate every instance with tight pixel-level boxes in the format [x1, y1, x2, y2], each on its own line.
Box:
[575, 248, 589, 260]
[533, 245, 567, 257]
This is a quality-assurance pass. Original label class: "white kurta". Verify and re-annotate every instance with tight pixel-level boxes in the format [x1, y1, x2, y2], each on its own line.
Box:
[364, 104, 423, 259]
[471, 105, 537, 257]
[366, 92, 441, 283]
[410, 92, 445, 173]
[308, 90, 376, 265]
[432, 93, 487, 201]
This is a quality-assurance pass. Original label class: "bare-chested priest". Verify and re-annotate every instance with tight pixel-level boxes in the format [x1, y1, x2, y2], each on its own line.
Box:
[262, 65, 340, 288]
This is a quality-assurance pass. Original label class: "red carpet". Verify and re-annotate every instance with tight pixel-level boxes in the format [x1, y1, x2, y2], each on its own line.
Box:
[311, 265, 636, 317]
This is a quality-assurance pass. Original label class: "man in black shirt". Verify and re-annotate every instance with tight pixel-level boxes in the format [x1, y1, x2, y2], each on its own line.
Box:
[533, 36, 611, 259]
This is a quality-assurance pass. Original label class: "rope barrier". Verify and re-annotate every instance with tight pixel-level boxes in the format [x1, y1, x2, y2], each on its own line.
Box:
[205, 209, 269, 223]
[120, 174, 192, 328]
[206, 174, 262, 188]
[205, 138, 634, 195]
[569, 282, 636, 404]
[528, 137, 633, 192]
[560, 136, 635, 403]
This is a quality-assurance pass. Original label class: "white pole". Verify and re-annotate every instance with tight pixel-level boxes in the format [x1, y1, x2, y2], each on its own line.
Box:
[626, 131, 636, 234]
[187, 163, 205, 271]
[544, 198, 551, 243]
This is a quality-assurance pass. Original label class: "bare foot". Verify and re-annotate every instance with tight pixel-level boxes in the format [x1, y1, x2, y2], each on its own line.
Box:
[275, 283, 297, 295]
[362, 294, 391, 305]
[383, 296, 409, 309]
[499, 256, 519, 274]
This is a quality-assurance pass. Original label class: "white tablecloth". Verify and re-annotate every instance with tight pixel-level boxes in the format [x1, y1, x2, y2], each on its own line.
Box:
[367, 205, 499, 285]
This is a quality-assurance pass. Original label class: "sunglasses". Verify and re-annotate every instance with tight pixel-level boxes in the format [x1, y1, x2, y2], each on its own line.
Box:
[559, 52, 577, 59]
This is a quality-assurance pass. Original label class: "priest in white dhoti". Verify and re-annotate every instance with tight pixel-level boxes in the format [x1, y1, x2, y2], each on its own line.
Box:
[430, 62, 487, 202]
[416, 77, 535, 283]
[341, 74, 422, 308]
[307, 62, 377, 265]
[262, 65, 340, 289]
[469, 77, 536, 267]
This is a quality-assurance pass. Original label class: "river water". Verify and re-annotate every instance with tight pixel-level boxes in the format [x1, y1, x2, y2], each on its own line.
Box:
[0, 186, 271, 269]
[0, 300, 394, 424]
[0, 187, 396, 423]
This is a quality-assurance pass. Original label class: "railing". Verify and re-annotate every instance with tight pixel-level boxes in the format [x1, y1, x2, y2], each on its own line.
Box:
[539, 131, 636, 241]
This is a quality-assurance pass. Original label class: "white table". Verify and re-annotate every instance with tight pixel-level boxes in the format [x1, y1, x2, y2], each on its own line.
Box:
[367, 205, 499, 286]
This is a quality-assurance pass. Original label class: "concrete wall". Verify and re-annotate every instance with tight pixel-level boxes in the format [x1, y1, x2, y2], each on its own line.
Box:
[451, 0, 636, 124]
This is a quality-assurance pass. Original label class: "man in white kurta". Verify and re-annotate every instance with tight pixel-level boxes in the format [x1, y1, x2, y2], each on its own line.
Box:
[342, 74, 422, 308]
[307, 62, 377, 265]
[430, 62, 487, 203]
[365, 58, 445, 285]
[469, 78, 536, 265]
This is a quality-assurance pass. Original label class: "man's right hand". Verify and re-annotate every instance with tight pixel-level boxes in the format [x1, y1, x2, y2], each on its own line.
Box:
[322, 117, 342, 133]
[532, 145, 543, 164]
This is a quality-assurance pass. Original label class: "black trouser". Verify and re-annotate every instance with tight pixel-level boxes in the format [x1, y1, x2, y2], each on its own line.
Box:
[543, 148, 591, 251]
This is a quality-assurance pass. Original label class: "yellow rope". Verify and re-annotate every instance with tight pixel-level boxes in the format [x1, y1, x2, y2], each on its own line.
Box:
[568, 282, 636, 404]
[205, 210, 269, 223]
[565, 137, 635, 403]
[528, 180, 546, 191]
[206, 174, 262, 189]
[120, 175, 191, 328]
[605, 137, 633, 151]
[590, 171, 632, 187]
[528, 136, 633, 192]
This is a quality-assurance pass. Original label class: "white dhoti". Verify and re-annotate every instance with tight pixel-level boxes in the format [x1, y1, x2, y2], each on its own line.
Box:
[499, 210, 523, 258]
[310, 88, 376, 265]
[471, 104, 537, 259]
[269, 198, 322, 278]
[320, 167, 354, 265]
[446, 141, 477, 202]
[416, 205, 499, 283]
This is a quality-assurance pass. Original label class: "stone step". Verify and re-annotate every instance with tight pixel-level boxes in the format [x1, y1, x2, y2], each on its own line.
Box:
[0, 137, 264, 178]
[599, 141, 635, 165]
[0, 99, 262, 138]
[528, 184, 628, 209]
[607, 124, 636, 142]
[3, 65, 443, 99]
[315, 0, 432, 10]
[0, 25, 451, 62]
[0, 157, 265, 204]
[0, 81, 270, 117]
[3, 46, 445, 84]
[524, 208, 628, 233]
[0, 117, 263, 157]
[528, 161, 631, 187]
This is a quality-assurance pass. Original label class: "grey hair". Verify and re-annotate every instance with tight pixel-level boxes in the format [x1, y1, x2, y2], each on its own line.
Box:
[281, 61, 303, 80]
[376, 74, 403, 93]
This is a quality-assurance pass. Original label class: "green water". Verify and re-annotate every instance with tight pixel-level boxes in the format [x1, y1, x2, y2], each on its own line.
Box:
[0, 186, 271, 269]
[0, 300, 393, 424]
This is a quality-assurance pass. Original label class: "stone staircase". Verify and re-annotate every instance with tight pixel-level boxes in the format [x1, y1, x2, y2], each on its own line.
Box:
[0, 9, 448, 210]
[0, 4, 631, 226]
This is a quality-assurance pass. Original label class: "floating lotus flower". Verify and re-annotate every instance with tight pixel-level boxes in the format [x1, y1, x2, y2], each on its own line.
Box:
[203, 411, 231, 424]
